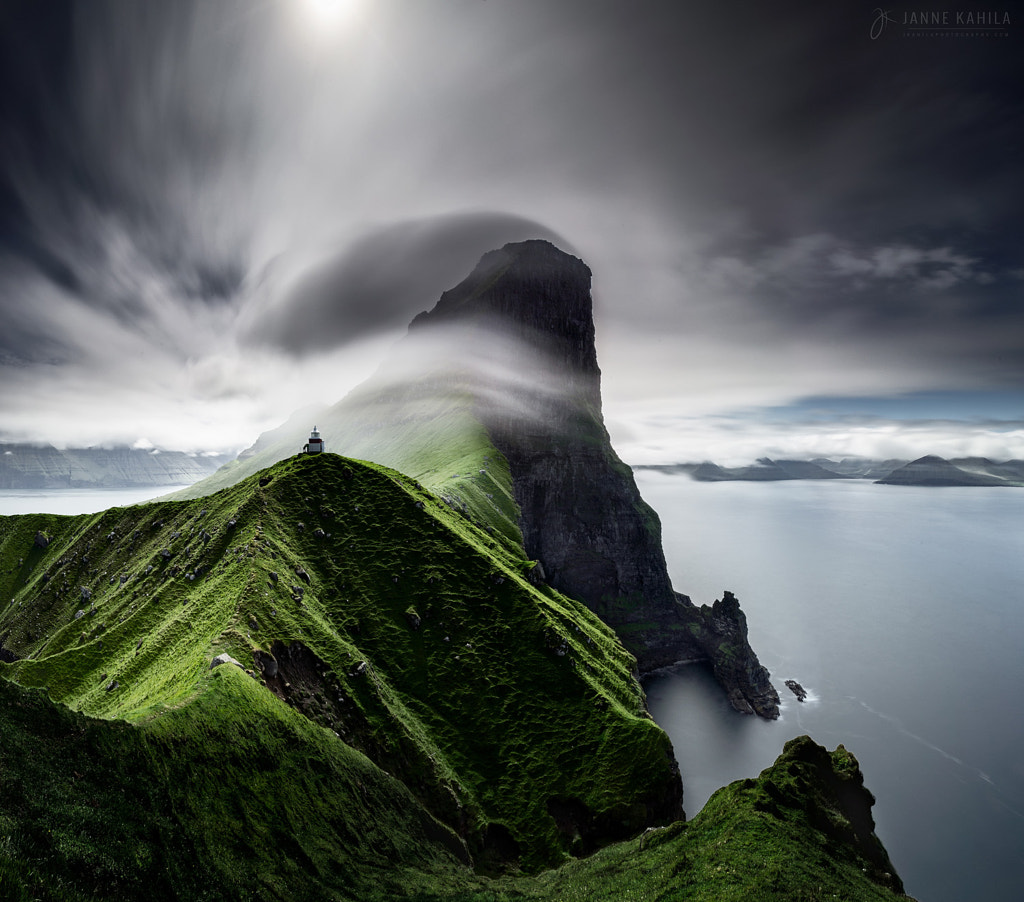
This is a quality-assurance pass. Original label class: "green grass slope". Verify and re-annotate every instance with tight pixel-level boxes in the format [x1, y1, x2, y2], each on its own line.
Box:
[1, 454, 679, 882]
[0, 454, 911, 900]
[0, 675, 912, 901]
[169, 384, 524, 554]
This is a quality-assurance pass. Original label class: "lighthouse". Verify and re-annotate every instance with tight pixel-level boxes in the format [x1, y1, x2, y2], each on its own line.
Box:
[303, 426, 325, 455]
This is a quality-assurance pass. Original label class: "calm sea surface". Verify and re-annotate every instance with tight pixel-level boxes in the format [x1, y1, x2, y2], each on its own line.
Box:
[0, 486, 186, 516]
[636, 473, 1024, 902]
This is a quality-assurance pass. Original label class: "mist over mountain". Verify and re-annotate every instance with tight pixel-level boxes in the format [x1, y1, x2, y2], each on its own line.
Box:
[0, 443, 230, 489]
[0, 236, 922, 899]
[639, 456, 1024, 486]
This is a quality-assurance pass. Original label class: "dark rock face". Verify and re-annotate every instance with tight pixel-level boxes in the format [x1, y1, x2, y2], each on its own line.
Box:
[753, 736, 906, 895]
[785, 679, 807, 702]
[696, 592, 779, 719]
[413, 240, 779, 718]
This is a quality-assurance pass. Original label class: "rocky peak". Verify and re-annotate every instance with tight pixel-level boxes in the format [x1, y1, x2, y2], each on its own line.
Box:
[412, 240, 597, 363]
[413, 240, 778, 716]
[410, 240, 599, 402]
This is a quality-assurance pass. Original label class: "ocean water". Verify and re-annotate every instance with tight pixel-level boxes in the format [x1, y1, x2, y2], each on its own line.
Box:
[0, 486, 187, 516]
[636, 473, 1024, 902]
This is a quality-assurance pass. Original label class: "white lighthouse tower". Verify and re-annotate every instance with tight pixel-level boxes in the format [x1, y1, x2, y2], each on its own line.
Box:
[303, 426, 325, 455]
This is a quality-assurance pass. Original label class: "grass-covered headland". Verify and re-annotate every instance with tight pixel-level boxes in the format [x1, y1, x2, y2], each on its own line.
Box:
[1, 454, 910, 900]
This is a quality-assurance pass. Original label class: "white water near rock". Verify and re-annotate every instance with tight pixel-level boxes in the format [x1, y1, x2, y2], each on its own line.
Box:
[638, 473, 1024, 902]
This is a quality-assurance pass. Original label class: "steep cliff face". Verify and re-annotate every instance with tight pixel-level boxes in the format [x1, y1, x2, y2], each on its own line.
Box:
[411, 241, 779, 717]
[177, 239, 779, 717]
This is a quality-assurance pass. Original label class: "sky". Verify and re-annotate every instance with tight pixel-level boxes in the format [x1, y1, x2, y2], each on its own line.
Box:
[0, 0, 1022, 465]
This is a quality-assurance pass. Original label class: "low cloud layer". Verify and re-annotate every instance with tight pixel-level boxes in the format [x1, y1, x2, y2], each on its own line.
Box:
[611, 411, 1024, 468]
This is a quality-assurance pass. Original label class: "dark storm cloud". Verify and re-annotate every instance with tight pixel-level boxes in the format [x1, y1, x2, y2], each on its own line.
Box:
[0, 0, 1020, 457]
[245, 211, 567, 354]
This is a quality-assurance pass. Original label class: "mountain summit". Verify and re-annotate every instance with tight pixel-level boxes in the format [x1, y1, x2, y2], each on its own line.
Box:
[181, 240, 779, 717]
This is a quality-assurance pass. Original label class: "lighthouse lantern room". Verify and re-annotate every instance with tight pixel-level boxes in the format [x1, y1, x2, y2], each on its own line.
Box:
[303, 426, 325, 455]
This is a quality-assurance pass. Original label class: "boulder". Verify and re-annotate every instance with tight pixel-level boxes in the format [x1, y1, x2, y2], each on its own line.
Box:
[253, 649, 279, 678]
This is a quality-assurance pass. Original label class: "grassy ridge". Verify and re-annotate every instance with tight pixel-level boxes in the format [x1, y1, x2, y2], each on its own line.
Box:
[0, 454, 911, 900]
[1, 454, 678, 873]
[166, 387, 524, 553]
[0, 674, 470, 902]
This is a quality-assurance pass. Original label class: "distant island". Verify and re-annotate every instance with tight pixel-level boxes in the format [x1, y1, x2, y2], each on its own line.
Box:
[635, 455, 1024, 487]
[0, 444, 232, 489]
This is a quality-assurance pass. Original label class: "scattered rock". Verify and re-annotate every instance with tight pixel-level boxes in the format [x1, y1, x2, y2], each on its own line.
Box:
[210, 653, 245, 671]
[526, 561, 546, 586]
[785, 679, 808, 702]
[295, 567, 311, 585]
[74, 610, 86, 620]
[350, 661, 368, 677]
[105, 680, 119, 692]
[253, 649, 279, 678]
[33, 531, 50, 549]
[80, 587, 91, 601]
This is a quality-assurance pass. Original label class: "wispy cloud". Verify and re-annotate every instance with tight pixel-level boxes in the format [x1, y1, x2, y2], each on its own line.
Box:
[610, 409, 1024, 468]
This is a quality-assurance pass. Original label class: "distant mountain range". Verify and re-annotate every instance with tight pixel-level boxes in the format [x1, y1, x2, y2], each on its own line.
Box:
[0, 444, 232, 489]
[636, 456, 1024, 487]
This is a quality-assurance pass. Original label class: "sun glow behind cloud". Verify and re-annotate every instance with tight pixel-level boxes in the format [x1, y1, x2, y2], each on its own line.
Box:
[297, 0, 364, 33]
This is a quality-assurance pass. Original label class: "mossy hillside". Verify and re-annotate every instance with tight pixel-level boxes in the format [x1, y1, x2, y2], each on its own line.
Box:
[400, 738, 910, 902]
[0, 453, 678, 870]
[0, 643, 912, 902]
[170, 385, 524, 553]
[0, 671, 473, 902]
[321, 387, 523, 549]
